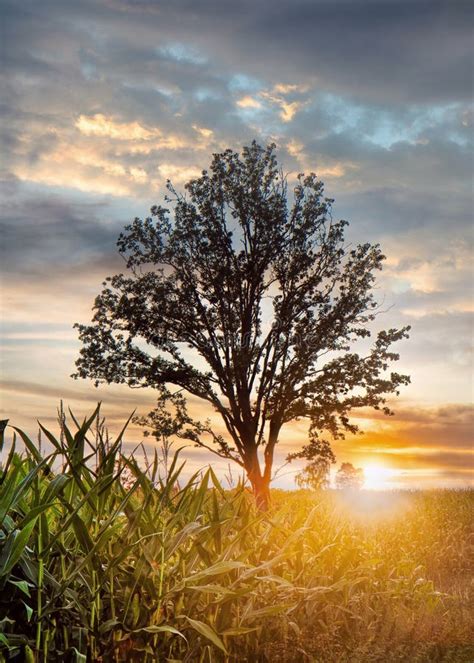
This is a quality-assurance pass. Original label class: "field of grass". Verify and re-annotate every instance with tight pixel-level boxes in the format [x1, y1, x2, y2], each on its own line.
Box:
[0, 408, 472, 662]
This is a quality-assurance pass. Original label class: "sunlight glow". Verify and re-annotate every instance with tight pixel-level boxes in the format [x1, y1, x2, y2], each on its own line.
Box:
[362, 463, 398, 490]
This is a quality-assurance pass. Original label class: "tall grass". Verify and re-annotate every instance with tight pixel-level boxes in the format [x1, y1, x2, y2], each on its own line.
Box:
[0, 408, 472, 662]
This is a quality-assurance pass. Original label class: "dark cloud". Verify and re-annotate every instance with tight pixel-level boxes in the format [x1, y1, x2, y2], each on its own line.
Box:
[0, 180, 128, 276]
[95, 0, 473, 105]
[0, 378, 156, 408]
[3, 0, 472, 107]
[353, 402, 473, 427]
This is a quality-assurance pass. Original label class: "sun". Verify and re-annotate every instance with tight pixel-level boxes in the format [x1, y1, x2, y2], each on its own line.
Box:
[362, 463, 396, 490]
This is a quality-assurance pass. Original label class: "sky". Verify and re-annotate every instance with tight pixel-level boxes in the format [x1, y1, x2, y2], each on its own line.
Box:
[1, 0, 473, 489]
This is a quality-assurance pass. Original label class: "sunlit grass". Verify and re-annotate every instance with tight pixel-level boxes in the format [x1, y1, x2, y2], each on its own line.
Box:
[0, 408, 472, 662]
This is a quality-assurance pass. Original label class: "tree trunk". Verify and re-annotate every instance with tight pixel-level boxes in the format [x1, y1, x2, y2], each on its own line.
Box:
[249, 421, 279, 511]
[251, 474, 271, 511]
[244, 446, 271, 511]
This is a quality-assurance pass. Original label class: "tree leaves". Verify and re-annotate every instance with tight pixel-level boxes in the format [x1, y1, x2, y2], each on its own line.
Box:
[74, 142, 410, 502]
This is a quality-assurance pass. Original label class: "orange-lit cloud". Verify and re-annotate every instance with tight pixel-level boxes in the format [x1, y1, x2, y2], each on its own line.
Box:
[260, 84, 310, 122]
[9, 114, 219, 196]
[156, 163, 202, 182]
[76, 114, 159, 141]
[236, 96, 262, 109]
[286, 139, 356, 178]
[236, 84, 310, 122]
[14, 164, 132, 197]
[192, 125, 214, 138]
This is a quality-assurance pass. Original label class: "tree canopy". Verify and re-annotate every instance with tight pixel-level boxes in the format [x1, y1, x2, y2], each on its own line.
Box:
[74, 142, 409, 508]
[335, 463, 365, 490]
[293, 437, 335, 491]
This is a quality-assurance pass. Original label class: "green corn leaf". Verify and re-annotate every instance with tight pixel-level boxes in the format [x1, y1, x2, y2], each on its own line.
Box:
[19, 502, 55, 529]
[135, 625, 187, 640]
[187, 560, 248, 583]
[70, 514, 94, 555]
[42, 474, 71, 502]
[0, 519, 38, 578]
[221, 627, 258, 636]
[8, 579, 31, 597]
[99, 619, 122, 634]
[71, 647, 87, 663]
[22, 601, 33, 622]
[24, 645, 35, 663]
[182, 617, 227, 654]
[10, 427, 43, 464]
[244, 603, 293, 620]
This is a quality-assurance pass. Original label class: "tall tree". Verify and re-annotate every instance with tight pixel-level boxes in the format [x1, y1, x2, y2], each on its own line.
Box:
[74, 142, 409, 509]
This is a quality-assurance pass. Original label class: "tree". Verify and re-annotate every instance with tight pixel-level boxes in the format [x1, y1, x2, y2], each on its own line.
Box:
[293, 436, 335, 491]
[74, 142, 410, 509]
[335, 462, 365, 490]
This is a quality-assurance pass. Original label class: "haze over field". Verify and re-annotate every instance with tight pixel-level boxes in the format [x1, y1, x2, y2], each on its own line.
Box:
[1, 0, 473, 488]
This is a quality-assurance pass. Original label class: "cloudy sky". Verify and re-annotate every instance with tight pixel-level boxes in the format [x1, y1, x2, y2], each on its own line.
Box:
[1, 0, 473, 488]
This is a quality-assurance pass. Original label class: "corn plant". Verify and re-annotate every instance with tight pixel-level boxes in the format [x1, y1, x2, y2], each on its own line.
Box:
[0, 407, 472, 662]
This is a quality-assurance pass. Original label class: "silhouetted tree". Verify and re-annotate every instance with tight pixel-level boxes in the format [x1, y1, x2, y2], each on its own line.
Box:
[290, 433, 335, 490]
[335, 462, 365, 490]
[74, 142, 409, 509]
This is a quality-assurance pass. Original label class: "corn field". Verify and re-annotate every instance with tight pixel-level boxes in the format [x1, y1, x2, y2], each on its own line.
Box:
[0, 407, 472, 662]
